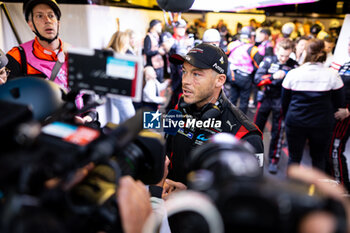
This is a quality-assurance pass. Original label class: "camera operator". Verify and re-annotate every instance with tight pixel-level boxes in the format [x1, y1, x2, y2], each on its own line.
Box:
[117, 176, 152, 233]
[46, 159, 170, 233]
[288, 165, 350, 233]
[166, 43, 264, 185]
[5, 0, 96, 124]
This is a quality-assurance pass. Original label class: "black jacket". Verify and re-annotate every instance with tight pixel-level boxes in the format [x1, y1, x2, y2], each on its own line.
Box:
[338, 61, 350, 107]
[166, 92, 264, 184]
[254, 56, 299, 99]
[282, 62, 344, 128]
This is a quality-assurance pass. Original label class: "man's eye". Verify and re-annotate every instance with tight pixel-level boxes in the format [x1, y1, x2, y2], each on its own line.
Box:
[182, 70, 187, 74]
[36, 14, 43, 18]
[193, 73, 200, 77]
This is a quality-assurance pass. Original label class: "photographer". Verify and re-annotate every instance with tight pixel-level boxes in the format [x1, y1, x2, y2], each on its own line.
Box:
[117, 176, 152, 233]
[6, 0, 95, 123]
[288, 165, 350, 233]
[166, 43, 264, 185]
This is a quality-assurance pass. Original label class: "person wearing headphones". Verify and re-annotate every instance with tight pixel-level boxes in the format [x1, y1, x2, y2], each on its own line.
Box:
[165, 43, 264, 185]
[6, 0, 95, 123]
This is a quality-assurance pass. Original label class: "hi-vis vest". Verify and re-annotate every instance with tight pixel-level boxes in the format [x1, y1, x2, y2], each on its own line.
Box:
[20, 39, 83, 109]
[147, 32, 164, 69]
[228, 40, 259, 75]
[21, 39, 68, 90]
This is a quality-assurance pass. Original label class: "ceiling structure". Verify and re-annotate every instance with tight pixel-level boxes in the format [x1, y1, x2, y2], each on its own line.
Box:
[107, 0, 350, 15]
[190, 0, 318, 12]
[3, 0, 349, 15]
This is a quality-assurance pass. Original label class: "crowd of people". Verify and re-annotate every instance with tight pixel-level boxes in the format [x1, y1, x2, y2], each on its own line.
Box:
[1, 0, 350, 232]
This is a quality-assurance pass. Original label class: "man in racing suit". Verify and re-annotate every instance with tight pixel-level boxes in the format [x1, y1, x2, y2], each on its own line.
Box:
[328, 40, 350, 191]
[254, 38, 298, 174]
[165, 43, 264, 185]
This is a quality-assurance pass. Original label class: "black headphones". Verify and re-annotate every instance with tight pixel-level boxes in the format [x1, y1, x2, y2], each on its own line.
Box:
[177, 95, 223, 121]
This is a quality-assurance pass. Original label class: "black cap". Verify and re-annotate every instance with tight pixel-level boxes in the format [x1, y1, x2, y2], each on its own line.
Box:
[310, 24, 322, 35]
[0, 49, 8, 69]
[170, 43, 228, 75]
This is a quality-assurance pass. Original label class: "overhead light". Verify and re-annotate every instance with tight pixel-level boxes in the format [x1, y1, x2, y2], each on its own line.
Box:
[336, 1, 344, 14]
[190, 0, 319, 12]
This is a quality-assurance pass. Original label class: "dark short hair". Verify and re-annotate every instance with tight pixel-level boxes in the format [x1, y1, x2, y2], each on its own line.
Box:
[304, 39, 327, 63]
[149, 19, 161, 29]
[323, 36, 336, 44]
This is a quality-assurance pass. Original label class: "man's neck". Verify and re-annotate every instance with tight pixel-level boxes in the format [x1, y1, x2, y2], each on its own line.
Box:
[195, 91, 221, 109]
[37, 37, 60, 51]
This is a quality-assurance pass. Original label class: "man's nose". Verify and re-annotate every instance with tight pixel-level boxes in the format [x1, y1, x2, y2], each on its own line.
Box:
[182, 73, 191, 84]
[43, 15, 52, 23]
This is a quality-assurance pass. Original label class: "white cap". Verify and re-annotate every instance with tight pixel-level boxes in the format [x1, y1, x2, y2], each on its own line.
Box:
[202, 29, 221, 43]
[282, 22, 295, 36]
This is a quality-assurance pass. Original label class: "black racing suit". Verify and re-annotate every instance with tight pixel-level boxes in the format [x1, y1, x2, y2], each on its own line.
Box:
[329, 61, 350, 191]
[166, 91, 264, 184]
[254, 56, 298, 164]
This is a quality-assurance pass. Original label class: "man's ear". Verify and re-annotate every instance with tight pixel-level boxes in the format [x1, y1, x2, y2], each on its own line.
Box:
[215, 74, 226, 88]
[27, 21, 34, 32]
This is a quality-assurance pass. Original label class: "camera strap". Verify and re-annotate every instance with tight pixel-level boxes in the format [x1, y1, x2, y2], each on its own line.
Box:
[18, 46, 28, 75]
[18, 45, 63, 81]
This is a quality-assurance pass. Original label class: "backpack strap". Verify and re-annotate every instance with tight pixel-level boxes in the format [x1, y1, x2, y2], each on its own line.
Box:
[18, 46, 27, 75]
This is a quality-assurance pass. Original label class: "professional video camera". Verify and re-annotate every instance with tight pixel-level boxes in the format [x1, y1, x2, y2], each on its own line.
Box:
[175, 133, 347, 233]
[0, 48, 165, 233]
